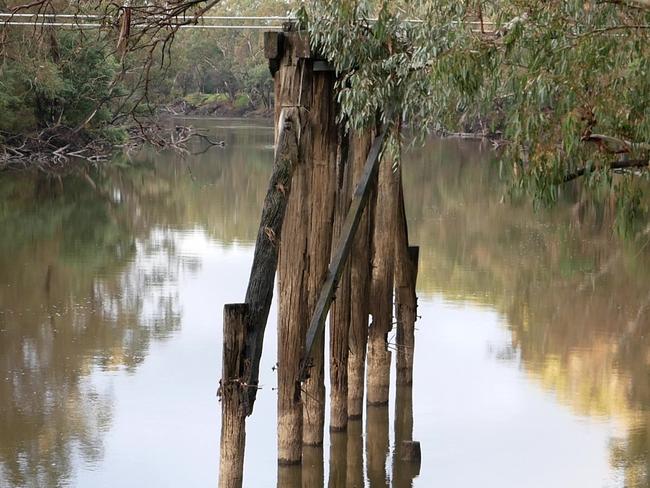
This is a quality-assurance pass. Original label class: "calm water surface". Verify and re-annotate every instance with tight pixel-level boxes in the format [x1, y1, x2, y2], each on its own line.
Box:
[0, 119, 647, 487]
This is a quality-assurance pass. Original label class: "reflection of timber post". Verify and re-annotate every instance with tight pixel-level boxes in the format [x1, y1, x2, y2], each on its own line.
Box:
[277, 464, 302, 488]
[367, 132, 399, 406]
[328, 430, 348, 487]
[347, 129, 374, 420]
[219, 304, 248, 488]
[366, 405, 390, 488]
[302, 445, 324, 488]
[346, 419, 365, 487]
[393, 385, 421, 485]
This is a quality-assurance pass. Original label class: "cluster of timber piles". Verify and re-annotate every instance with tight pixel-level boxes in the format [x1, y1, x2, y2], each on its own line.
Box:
[218, 28, 420, 488]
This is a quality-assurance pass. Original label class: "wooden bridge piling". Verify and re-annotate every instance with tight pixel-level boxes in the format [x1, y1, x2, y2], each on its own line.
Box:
[219, 304, 249, 488]
[219, 103, 301, 486]
[302, 70, 338, 447]
[329, 128, 353, 433]
[367, 135, 400, 407]
[219, 26, 421, 480]
[274, 31, 313, 465]
[242, 106, 301, 412]
[395, 172, 420, 386]
[347, 129, 374, 420]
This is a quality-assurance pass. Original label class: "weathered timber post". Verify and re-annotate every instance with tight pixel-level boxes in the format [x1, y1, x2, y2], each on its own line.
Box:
[299, 127, 387, 397]
[395, 174, 419, 386]
[347, 130, 374, 419]
[219, 304, 248, 488]
[268, 29, 314, 465]
[346, 419, 364, 487]
[303, 70, 338, 447]
[329, 129, 352, 432]
[366, 404, 390, 488]
[241, 106, 301, 411]
[367, 141, 399, 406]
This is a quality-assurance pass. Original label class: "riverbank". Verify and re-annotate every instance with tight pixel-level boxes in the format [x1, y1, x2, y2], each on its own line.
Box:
[162, 95, 273, 119]
[0, 118, 229, 172]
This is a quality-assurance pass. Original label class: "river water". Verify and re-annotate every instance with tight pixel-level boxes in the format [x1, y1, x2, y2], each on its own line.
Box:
[0, 119, 647, 488]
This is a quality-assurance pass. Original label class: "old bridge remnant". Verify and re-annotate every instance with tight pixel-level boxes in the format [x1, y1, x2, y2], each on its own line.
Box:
[218, 26, 420, 487]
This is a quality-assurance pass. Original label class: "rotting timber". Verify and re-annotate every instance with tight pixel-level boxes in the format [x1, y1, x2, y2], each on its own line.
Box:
[218, 26, 421, 486]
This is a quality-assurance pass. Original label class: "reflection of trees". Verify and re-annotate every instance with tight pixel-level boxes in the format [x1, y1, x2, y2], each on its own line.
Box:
[105, 121, 274, 245]
[0, 172, 184, 486]
[403, 138, 649, 486]
[0, 123, 273, 487]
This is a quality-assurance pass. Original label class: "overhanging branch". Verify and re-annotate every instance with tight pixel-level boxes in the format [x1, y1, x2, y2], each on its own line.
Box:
[562, 159, 649, 183]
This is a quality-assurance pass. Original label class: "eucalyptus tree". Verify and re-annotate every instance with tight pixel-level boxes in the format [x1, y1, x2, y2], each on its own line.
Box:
[301, 0, 650, 227]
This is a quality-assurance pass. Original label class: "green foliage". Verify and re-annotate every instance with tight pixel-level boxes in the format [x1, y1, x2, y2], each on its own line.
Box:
[233, 93, 252, 109]
[147, 0, 292, 110]
[99, 126, 129, 145]
[183, 92, 231, 106]
[0, 30, 119, 132]
[303, 0, 650, 233]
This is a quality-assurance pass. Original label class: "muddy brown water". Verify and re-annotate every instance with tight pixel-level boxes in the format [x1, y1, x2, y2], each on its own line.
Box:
[0, 119, 647, 487]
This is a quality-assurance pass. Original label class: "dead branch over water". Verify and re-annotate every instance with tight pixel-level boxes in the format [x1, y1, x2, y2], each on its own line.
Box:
[0, 122, 224, 171]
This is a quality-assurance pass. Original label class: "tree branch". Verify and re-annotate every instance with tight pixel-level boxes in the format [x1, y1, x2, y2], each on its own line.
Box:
[562, 159, 649, 183]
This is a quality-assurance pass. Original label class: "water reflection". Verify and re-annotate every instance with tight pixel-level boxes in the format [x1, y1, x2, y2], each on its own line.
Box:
[0, 175, 183, 487]
[403, 139, 649, 487]
[0, 122, 647, 487]
[0, 121, 273, 487]
[346, 420, 364, 488]
[393, 386, 419, 487]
